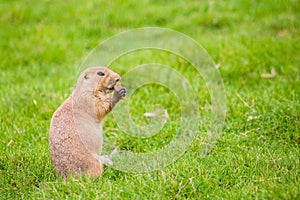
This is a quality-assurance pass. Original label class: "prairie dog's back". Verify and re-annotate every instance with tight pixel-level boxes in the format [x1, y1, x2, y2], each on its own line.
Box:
[49, 97, 102, 179]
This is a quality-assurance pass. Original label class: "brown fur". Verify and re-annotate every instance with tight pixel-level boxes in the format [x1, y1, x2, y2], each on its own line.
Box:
[49, 66, 124, 179]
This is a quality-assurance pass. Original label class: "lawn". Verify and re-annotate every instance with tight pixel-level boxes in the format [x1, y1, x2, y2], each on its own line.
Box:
[0, 0, 299, 199]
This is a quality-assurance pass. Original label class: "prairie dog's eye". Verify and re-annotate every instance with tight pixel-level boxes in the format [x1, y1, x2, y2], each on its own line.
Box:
[97, 71, 105, 76]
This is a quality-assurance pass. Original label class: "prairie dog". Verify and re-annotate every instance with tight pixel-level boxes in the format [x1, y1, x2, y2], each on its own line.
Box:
[49, 66, 126, 179]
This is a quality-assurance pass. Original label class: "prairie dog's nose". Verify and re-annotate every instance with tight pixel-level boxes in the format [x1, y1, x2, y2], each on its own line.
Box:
[114, 74, 121, 83]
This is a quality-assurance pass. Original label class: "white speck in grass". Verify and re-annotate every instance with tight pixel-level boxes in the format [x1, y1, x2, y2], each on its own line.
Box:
[207, 131, 212, 137]
[7, 140, 13, 146]
[189, 178, 196, 191]
[33, 99, 37, 105]
[247, 115, 260, 121]
[144, 112, 156, 118]
[261, 68, 276, 78]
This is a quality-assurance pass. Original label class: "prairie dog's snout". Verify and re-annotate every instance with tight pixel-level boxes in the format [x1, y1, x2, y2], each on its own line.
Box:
[91, 67, 122, 92]
[107, 72, 121, 88]
[113, 75, 120, 83]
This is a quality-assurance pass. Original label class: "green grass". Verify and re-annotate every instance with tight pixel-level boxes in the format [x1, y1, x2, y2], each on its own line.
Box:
[0, 0, 299, 199]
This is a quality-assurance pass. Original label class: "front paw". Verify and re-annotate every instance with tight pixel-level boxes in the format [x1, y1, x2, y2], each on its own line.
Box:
[113, 86, 126, 102]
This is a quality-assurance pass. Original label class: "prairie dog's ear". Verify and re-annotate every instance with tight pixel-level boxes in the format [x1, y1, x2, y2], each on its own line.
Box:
[84, 73, 89, 80]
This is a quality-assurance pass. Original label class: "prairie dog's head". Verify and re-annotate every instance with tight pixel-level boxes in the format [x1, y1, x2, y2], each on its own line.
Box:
[75, 66, 121, 94]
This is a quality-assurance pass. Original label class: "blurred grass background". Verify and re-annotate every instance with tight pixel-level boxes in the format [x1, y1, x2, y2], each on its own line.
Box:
[0, 0, 299, 199]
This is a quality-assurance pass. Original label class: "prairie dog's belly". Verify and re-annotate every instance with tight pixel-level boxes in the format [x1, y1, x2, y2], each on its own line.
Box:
[75, 119, 103, 154]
